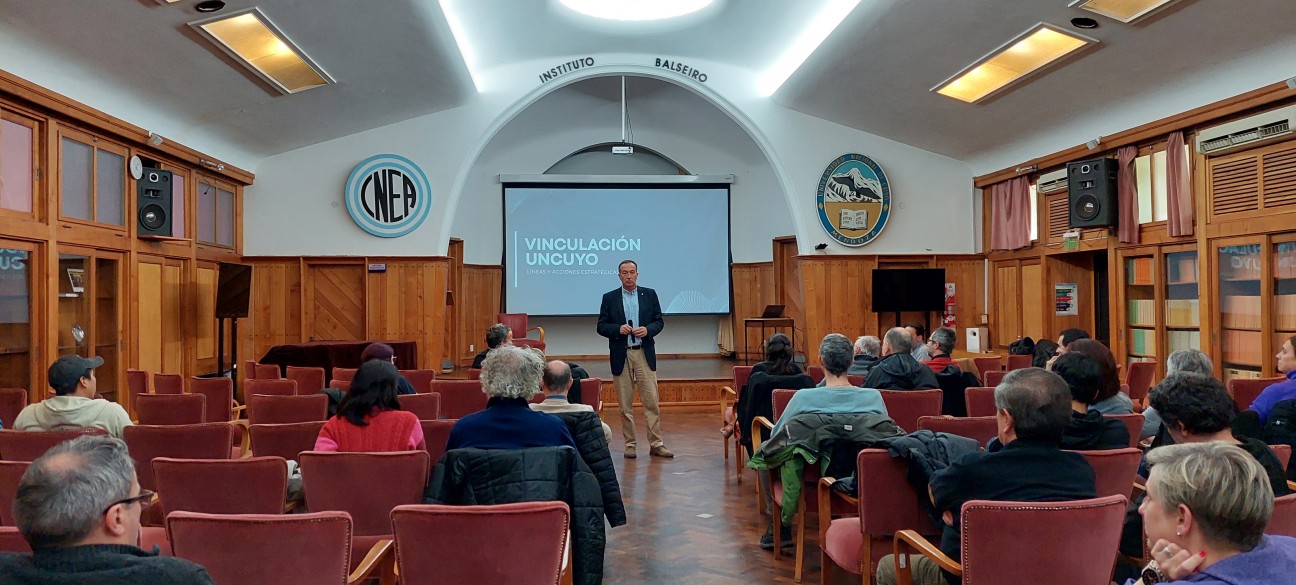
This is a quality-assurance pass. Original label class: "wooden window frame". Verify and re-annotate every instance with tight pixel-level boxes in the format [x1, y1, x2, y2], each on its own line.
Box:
[196, 174, 239, 251]
[56, 126, 129, 230]
[0, 107, 44, 222]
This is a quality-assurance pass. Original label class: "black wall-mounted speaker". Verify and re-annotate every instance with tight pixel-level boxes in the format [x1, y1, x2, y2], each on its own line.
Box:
[1067, 158, 1119, 228]
[137, 169, 173, 237]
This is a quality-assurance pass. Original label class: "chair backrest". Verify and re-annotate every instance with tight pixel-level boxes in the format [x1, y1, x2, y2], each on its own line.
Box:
[1074, 448, 1142, 500]
[254, 363, 283, 380]
[467, 368, 482, 380]
[286, 366, 327, 394]
[153, 456, 289, 518]
[189, 377, 235, 423]
[397, 393, 442, 421]
[329, 379, 351, 391]
[153, 373, 185, 395]
[855, 449, 941, 576]
[1124, 359, 1157, 402]
[879, 389, 943, 433]
[771, 388, 800, 421]
[400, 369, 437, 394]
[247, 394, 329, 426]
[847, 374, 865, 387]
[807, 365, 825, 384]
[0, 388, 27, 431]
[578, 378, 601, 412]
[965, 387, 998, 418]
[168, 511, 351, 585]
[959, 496, 1126, 585]
[391, 502, 569, 585]
[497, 313, 529, 336]
[136, 393, 207, 426]
[0, 428, 108, 462]
[1271, 444, 1292, 470]
[245, 378, 298, 397]
[431, 380, 488, 419]
[243, 360, 258, 382]
[249, 421, 326, 463]
[982, 369, 1007, 387]
[1005, 354, 1032, 371]
[1269, 493, 1296, 537]
[299, 450, 431, 536]
[331, 367, 358, 382]
[126, 369, 149, 411]
[1106, 413, 1144, 448]
[972, 356, 1004, 383]
[420, 419, 456, 464]
[916, 416, 998, 447]
[733, 366, 753, 395]
[1228, 377, 1285, 411]
[0, 526, 29, 553]
[954, 358, 978, 379]
[123, 423, 234, 491]
[0, 460, 30, 526]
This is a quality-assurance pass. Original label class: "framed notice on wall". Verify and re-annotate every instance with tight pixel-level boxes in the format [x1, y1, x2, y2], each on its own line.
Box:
[1055, 283, 1078, 316]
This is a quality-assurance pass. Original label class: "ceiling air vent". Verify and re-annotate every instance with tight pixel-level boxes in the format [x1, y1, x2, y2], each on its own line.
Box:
[1036, 168, 1069, 194]
[1196, 105, 1296, 156]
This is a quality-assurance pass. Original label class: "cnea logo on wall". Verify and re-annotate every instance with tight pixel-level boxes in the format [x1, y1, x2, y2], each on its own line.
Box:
[344, 154, 432, 238]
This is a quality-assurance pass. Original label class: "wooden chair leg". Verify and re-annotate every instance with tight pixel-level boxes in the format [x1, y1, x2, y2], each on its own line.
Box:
[736, 445, 745, 484]
[794, 506, 806, 582]
[773, 502, 783, 561]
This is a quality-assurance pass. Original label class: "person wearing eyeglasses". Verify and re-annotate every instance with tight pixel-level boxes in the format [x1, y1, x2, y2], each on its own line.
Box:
[0, 435, 215, 584]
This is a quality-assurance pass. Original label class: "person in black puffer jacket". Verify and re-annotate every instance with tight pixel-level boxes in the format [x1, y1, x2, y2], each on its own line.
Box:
[863, 328, 939, 390]
[550, 410, 627, 527]
[736, 333, 813, 454]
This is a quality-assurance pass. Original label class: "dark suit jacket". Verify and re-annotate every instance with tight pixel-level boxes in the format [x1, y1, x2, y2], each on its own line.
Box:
[595, 286, 664, 375]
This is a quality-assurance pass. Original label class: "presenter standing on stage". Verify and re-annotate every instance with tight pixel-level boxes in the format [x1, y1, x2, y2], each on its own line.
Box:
[597, 259, 673, 459]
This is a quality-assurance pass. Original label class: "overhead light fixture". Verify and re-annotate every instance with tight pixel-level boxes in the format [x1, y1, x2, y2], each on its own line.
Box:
[1070, 17, 1100, 29]
[558, 0, 714, 21]
[195, 0, 225, 12]
[757, 0, 860, 97]
[190, 8, 332, 94]
[933, 23, 1096, 104]
[154, 0, 182, 4]
[438, 0, 483, 92]
[1070, 0, 1184, 24]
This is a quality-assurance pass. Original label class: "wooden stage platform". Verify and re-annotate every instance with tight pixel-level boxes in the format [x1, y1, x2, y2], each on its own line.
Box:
[560, 357, 738, 411]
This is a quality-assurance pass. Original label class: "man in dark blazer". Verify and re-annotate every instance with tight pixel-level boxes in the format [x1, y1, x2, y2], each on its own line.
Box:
[596, 259, 672, 459]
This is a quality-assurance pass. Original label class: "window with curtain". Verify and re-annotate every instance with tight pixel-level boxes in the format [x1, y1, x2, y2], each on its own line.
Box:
[1030, 184, 1040, 241]
[1135, 142, 1189, 224]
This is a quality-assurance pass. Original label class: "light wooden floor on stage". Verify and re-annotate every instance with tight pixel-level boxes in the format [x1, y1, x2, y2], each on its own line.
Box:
[566, 357, 737, 410]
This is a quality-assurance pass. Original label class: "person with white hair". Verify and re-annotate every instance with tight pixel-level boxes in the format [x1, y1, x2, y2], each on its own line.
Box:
[849, 335, 882, 376]
[447, 344, 577, 450]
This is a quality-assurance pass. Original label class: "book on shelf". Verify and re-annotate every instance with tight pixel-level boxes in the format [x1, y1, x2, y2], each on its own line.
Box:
[1222, 329, 1263, 366]
[1165, 299, 1200, 327]
[1167, 255, 1198, 284]
[1167, 329, 1201, 352]
[1126, 257, 1154, 286]
[1129, 328, 1158, 357]
[1224, 367, 1263, 382]
[1277, 295, 1296, 330]
[1221, 296, 1262, 330]
[1127, 299, 1156, 327]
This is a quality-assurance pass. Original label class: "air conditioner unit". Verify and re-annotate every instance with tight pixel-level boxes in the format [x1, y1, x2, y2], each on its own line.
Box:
[1195, 104, 1296, 156]
[1036, 168, 1068, 194]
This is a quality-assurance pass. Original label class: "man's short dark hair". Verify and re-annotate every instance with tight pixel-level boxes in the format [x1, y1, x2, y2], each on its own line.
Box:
[485, 323, 510, 349]
[14, 436, 135, 550]
[1050, 352, 1104, 404]
[618, 260, 637, 271]
[994, 368, 1072, 443]
[542, 361, 572, 394]
[1059, 328, 1090, 347]
[905, 323, 926, 339]
[1149, 373, 1236, 435]
[819, 334, 854, 376]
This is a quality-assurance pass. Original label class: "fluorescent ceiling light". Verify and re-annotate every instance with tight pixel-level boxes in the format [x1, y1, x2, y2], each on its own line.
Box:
[933, 23, 1096, 104]
[1070, 0, 1184, 23]
[757, 0, 860, 97]
[190, 8, 333, 94]
[558, 0, 714, 21]
[155, 0, 181, 4]
[439, 0, 483, 92]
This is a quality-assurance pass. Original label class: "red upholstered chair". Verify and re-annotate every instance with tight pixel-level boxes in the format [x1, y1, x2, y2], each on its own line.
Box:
[286, 366, 327, 394]
[1269, 493, 1296, 537]
[420, 419, 455, 464]
[916, 416, 998, 447]
[153, 373, 185, 395]
[879, 389, 943, 433]
[250, 421, 326, 464]
[431, 380, 488, 419]
[135, 393, 207, 426]
[330, 379, 351, 391]
[0, 526, 29, 553]
[248, 394, 329, 426]
[498, 313, 546, 352]
[821, 448, 942, 582]
[153, 456, 289, 518]
[243, 360, 258, 382]
[126, 369, 149, 413]
[846, 375, 865, 387]
[245, 378, 298, 397]
[1228, 377, 1284, 412]
[807, 365, 826, 384]
[1005, 354, 1032, 371]
[0, 461, 30, 526]
[719, 366, 754, 480]
[467, 368, 482, 381]
[893, 496, 1127, 585]
[189, 377, 239, 423]
[1074, 448, 1142, 500]
[392, 502, 569, 585]
[0, 388, 27, 431]
[981, 369, 1006, 387]
[1124, 359, 1157, 411]
[971, 356, 1004, 384]
[332, 367, 358, 382]
[300, 450, 430, 574]
[579, 378, 602, 413]
[399, 369, 437, 394]
[964, 387, 998, 418]
[0, 428, 107, 462]
[1272, 444, 1292, 471]
[1107, 413, 1145, 448]
[254, 363, 283, 380]
[168, 511, 394, 585]
[397, 393, 441, 421]
[123, 424, 234, 493]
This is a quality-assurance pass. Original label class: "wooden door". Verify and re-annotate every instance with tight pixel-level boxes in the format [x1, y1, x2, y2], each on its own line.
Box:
[307, 264, 365, 341]
[1021, 261, 1044, 340]
[136, 256, 185, 376]
[993, 262, 1021, 348]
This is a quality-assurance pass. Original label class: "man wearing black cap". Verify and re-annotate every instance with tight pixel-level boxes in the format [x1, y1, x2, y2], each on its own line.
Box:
[12, 355, 132, 438]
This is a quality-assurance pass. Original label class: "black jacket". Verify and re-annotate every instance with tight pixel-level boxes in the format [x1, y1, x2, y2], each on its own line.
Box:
[847, 354, 880, 377]
[935, 369, 981, 417]
[1061, 411, 1130, 451]
[550, 411, 626, 527]
[737, 370, 815, 452]
[0, 545, 214, 585]
[863, 353, 939, 390]
[595, 287, 664, 376]
[426, 446, 606, 585]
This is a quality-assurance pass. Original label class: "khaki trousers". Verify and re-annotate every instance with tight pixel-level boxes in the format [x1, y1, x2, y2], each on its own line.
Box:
[614, 347, 663, 448]
[875, 554, 946, 585]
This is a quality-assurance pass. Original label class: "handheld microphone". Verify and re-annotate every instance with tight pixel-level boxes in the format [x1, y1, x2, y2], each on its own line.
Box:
[628, 319, 635, 342]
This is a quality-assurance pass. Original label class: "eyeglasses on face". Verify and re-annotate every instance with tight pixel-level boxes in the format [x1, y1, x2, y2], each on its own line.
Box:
[102, 489, 155, 515]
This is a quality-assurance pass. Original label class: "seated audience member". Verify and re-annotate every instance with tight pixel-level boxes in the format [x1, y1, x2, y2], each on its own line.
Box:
[876, 368, 1097, 585]
[1051, 352, 1130, 450]
[921, 327, 960, 374]
[448, 345, 577, 451]
[1032, 339, 1059, 368]
[1142, 349, 1213, 441]
[13, 355, 131, 438]
[1130, 442, 1296, 585]
[849, 335, 882, 376]
[1062, 338, 1134, 415]
[359, 342, 417, 395]
[738, 333, 814, 453]
[0, 436, 214, 584]
[532, 360, 612, 445]
[906, 323, 930, 362]
[470, 323, 512, 369]
[1045, 328, 1091, 370]
[753, 333, 803, 376]
[863, 327, 939, 390]
[315, 359, 424, 452]
[1246, 334, 1296, 426]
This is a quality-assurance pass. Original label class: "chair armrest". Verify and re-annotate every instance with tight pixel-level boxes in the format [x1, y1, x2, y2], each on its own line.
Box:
[232, 404, 246, 417]
[283, 500, 299, 513]
[893, 530, 961, 585]
[816, 476, 857, 543]
[229, 420, 251, 458]
[751, 416, 774, 454]
[347, 539, 395, 585]
[1289, 480, 1296, 492]
[529, 326, 546, 343]
[719, 385, 736, 409]
[1132, 479, 1146, 496]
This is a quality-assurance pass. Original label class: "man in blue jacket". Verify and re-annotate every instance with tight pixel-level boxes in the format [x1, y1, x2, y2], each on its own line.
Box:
[596, 259, 672, 459]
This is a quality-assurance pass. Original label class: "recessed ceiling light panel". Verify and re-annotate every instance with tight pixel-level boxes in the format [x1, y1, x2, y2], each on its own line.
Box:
[189, 8, 333, 94]
[1070, 0, 1184, 24]
[558, 0, 714, 21]
[932, 23, 1096, 104]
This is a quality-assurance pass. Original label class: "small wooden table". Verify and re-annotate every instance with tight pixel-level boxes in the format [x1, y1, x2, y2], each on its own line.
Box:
[742, 318, 794, 364]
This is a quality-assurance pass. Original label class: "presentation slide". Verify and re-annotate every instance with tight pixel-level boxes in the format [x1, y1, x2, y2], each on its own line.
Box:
[503, 184, 731, 316]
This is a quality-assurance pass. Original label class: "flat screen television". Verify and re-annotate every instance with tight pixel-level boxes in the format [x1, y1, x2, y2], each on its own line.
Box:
[871, 268, 945, 313]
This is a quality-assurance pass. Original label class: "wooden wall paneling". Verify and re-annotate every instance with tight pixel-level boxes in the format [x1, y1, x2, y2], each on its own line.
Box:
[992, 261, 1021, 348]
[797, 256, 874, 355]
[1020, 260, 1045, 341]
[1046, 254, 1096, 342]
[447, 238, 465, 365]
[194, 262, 217, 373]
[238, 259, 302, 365]
[457, 265, 501, 365]
[365, 259, 452, 371]
[136, 260, 163, 376]
[773, 237, 808, 356]
[306, 263, 365, 341]
[730, 262, 774, 358]
[931, 256, 987, 339]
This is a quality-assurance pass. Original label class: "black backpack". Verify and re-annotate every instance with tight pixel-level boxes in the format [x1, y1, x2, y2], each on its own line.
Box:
[1263, 399, 1296, 454]
[1008, 336, 1036, 356]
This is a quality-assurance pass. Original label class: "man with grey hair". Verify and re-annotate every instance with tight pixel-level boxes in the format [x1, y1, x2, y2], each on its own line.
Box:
[447, 345, 577, 451]
[921, 326, 960, 374]
[848, 335, 882, 376]
[470, 322, 513, 369]
[876, 368, 1096, 585]
[531, 360, 613, 444]
[1141, 349, 1214, 440]
[863, 327, 939, 390]
[0, 436, 214, 583]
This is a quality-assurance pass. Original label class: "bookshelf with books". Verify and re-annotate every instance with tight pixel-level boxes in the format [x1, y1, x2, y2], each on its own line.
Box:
[1275, 239, 1296, 356]
[1164, 248, 1200, 356]
[1123, 254, 1157, 360]
[1218, 242, 1264, 379]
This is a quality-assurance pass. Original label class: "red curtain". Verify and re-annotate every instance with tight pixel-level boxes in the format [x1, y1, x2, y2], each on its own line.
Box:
[1165, 132, 1194, 237]
[989, 176, 1031, 251]
[1117, 145, 1139, 244]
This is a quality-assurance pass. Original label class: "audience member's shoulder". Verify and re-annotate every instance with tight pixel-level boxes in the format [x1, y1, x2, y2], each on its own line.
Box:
[141, 554, 215, 582]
